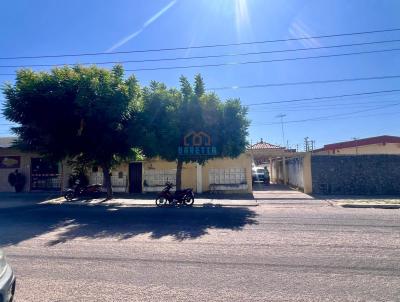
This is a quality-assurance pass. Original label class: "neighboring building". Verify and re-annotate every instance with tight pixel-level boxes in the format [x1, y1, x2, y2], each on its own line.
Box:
[0, 137, 65, 192]
[0, 137, 252, 193]
[249, 139, 286, 165]
[248, 139, 299, 184]
[313, 135, 400, 155]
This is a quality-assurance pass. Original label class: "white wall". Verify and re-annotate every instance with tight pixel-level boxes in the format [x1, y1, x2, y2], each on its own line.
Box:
[287, 157, 304, 189]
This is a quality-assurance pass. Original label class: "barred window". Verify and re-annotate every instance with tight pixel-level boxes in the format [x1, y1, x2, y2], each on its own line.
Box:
[143, 169, 176, 186]
[209, 168, 246, 185]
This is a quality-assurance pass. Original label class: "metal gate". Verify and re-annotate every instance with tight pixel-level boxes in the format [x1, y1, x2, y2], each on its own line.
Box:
[30, 158, 61, 190]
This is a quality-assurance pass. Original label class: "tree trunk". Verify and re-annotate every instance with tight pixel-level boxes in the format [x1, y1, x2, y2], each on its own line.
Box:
[102, 165, 113, 200]
[176, 159, 183, 191]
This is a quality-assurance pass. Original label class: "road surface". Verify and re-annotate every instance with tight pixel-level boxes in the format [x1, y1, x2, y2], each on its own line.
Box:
[0, 193, 399, 301]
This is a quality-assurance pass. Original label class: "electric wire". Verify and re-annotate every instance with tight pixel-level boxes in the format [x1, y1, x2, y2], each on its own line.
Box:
[252, 103, 400, 126]
[246, 89, 400, 106]
[0, 39, 399, 68]
[1, 28, 400, 60]
[209, 75, 400, 90]
[120, 48, 400, 72]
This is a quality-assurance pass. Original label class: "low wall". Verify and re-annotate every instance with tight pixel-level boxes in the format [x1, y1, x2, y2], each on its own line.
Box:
[311, 155, 400, 195]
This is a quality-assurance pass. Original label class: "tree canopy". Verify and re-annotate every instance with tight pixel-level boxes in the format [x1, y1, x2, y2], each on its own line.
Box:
[139, 74, 249, 189]
[3, 67, 250, 194]
[3, 65, 141, 198]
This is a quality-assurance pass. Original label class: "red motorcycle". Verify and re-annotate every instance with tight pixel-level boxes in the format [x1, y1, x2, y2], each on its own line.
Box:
[155, 182, 195, 207]
[64, 180, 102, 201]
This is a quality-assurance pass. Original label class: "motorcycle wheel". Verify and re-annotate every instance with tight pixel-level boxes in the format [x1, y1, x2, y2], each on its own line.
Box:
[184, 196, 194, 206]
[155, 197, 168, 207]
[64, 191, 74, 201]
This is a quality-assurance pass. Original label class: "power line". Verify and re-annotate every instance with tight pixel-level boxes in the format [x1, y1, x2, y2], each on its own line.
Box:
[1, 39, 400, 69]
[252, 102, 400, 112]
[252, 103, 400, 126]
[209, 75, 400, 91]
[2, 46, 400, 75]
[122, 47, 400, 72]
[253, 110, 400, 126]
[246, 89, 400, 106]
[1, 27, 400, 60]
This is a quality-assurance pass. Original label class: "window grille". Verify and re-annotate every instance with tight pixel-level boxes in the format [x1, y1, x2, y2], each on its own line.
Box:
[143, 169, 176, 187]
[209, 168, 246, 185]
[91, 173, 126, 188]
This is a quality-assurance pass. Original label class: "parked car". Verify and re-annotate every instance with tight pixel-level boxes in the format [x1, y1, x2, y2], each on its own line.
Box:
[252, 167, 270, 184]
[0, 249, 16, 302]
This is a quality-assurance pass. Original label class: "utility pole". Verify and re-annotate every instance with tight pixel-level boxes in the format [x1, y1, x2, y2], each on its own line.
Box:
[352, 137, 359, 155]
[304, 137, 310, 152]
[276, 114, 286, 148]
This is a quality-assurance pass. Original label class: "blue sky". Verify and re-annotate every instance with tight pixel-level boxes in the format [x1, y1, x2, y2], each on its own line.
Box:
[1, 0, 400, 149]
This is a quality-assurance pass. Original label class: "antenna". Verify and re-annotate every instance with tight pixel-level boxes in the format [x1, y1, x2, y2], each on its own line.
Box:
[276, 114, 286, 148]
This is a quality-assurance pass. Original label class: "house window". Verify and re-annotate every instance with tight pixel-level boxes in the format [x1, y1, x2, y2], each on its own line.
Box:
[209, 168, 246, 185]
[143, 169, 176, 186]
[118, 171, 123, 179]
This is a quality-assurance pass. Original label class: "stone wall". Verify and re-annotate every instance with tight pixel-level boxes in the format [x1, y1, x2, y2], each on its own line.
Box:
[311, 155, 400, 195]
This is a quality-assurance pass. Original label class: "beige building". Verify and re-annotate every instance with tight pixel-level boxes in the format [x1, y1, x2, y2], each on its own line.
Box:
[0, 137, 252, 193]
[141, 154, 252, 194]
[0, 137, 66, 192]
[313, 135, 400, 155]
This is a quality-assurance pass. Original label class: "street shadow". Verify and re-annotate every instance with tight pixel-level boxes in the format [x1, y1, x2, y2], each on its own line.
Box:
[0, 203, 258, 247]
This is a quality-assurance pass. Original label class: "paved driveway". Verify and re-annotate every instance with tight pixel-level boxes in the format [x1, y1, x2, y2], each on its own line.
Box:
[253, 183, 328, 205]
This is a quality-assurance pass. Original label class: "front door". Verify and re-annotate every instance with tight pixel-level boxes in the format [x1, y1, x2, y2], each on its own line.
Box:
[129, 162, 142, 193]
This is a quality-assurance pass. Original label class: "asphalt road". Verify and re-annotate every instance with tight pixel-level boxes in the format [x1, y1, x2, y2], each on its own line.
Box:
[1, 197, 399, 301]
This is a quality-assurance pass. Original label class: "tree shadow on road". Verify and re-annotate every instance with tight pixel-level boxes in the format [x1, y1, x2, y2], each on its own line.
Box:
[0, 204, 258, 247]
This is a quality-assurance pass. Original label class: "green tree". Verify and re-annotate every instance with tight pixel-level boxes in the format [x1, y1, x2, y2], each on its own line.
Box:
[140, 75, 249, 190]
[194, 73, 205, 97]
[2, 65, 141, 199]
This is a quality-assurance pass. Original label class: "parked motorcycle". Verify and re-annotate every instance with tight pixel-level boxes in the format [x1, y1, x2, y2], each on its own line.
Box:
[64, 180, 102, 201]
[155, 182, 194, 207]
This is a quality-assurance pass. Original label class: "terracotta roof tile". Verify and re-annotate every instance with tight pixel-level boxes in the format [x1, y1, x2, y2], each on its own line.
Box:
[250, 141, 284, 150]
[319, 135, 400, 151]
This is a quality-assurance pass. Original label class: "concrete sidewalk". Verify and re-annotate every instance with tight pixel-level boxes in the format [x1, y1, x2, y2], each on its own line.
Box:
[324, 197, 400, 209]
[0, 187, 320, 209]
[43, 196, 258, 207]
[252, 184, 326, 205]
[0, 192, 258, 208]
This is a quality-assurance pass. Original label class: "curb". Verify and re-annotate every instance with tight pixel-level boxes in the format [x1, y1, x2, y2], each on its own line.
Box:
[43, 201, 259, 208]
[340, 204, 400, 209]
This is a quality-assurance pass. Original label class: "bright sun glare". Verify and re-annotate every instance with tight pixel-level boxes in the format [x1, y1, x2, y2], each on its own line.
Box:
[208, 0, 251, 38]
